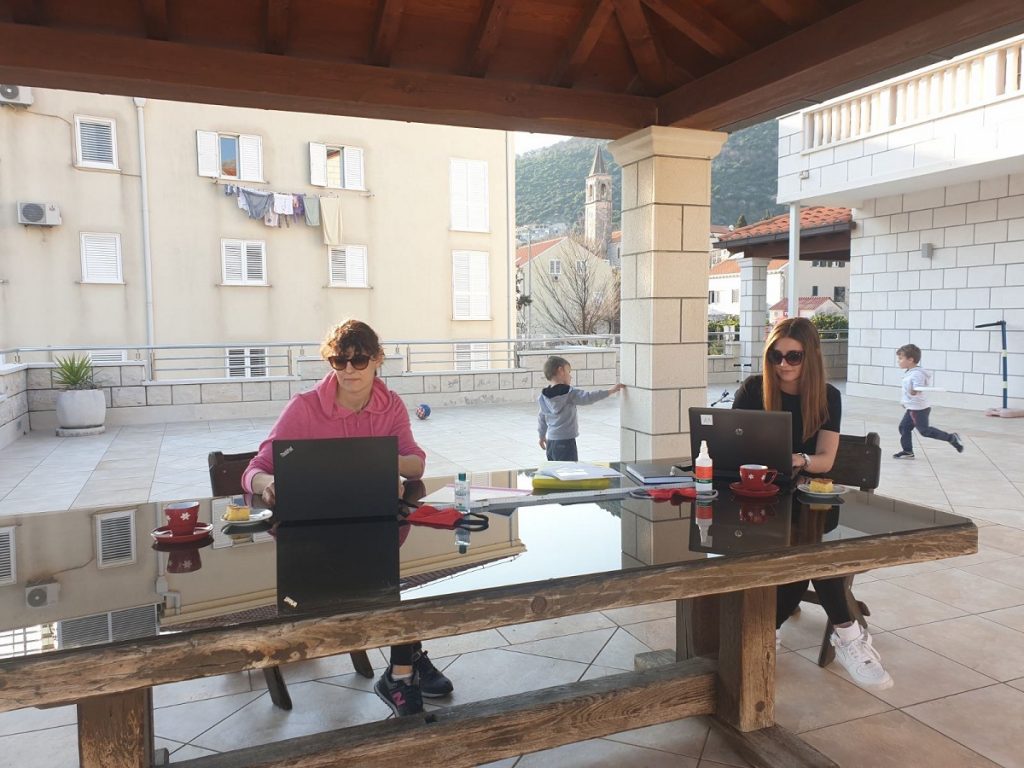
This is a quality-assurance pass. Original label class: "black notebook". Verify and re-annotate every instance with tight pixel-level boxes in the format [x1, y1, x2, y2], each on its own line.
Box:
[624, 462, 693, 485]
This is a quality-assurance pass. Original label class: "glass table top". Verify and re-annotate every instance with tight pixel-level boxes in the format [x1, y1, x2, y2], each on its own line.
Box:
[0, 467, 971, 660]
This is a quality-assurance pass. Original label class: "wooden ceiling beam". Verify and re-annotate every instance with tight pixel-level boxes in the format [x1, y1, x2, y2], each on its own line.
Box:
[9, 0, 44, 25]
[756, 0, 830, 28]
[640, 0, 751, 60]
[264, 0, 290, 55]
[659, 0, 1024, 131]
[369, 0, 404, 67]
[139, 0, 169, 41]
[549, 0, 614, 87]
[612, 0, 668, 92]
[0, 22, 656, 138]
[464, 0, 514, 78]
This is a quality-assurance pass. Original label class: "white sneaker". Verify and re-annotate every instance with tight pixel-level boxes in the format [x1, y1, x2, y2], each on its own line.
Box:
[830, 627, 893, 689]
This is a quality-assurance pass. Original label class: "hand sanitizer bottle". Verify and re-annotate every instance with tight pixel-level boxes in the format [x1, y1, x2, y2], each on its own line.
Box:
[455, 527, 471, 554]
[454, 471, 470, 513]
[695, 440, 713, 497]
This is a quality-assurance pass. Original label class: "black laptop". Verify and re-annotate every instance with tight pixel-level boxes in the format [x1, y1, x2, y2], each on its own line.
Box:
[687, 407, 793, 483]
[272, 436, 398, 522]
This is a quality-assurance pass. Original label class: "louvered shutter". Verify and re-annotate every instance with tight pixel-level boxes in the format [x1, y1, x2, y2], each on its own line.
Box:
[76, 117, 117, 168]
[110, 605, 158, 642]
[452, 250, 472, 319]
[238, 134, 263, 182]
[244, 241, 266, 282]
[89, 350, 127, 363]
[329, 246, 367, 286]
[309, 142, 328, 187]
[227, 348, 247, 377]
[96, 510, 135, 568]
[450, 159, 469, 231]
[57, 614, 110, 649]
[0, 527, 14, 586]
[196, 130, 220, 177]
[249, 348, 268, 377]
[469, 252, 490, 319]
[81, 233, 122, 283]
[329, 246, 348, 284]
[343, 146, 364, 190]
[467, 160, 489, 232]
[222, 240, 244, 283]
[455, 343, 489, 371]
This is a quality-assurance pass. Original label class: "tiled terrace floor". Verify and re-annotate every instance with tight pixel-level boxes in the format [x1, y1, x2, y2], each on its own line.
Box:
[2, 385, 1024, 767]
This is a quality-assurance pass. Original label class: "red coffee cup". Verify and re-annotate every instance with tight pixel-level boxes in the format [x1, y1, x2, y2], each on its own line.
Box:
[164, 501, 200, 535]
[739, 464, 777, 490]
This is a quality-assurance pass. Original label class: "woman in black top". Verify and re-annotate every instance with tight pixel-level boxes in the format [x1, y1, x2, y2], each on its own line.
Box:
[733, 317, 892, 690]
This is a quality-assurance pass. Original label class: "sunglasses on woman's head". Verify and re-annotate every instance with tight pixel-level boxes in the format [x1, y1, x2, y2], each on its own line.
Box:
[767, 349, 805, 365]
[328, 354, 372, 371]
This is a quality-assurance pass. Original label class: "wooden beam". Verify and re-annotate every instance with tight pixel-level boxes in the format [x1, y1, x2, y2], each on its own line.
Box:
[640, 0, 752, 60]
[712, 720, 839, 768]
[717, 587, 775, 732]
[368, 0, 404, 67]
[139, 0, 168, 41]
[757, 0, 830, 28]
[464, 0, 514, 78]
[549, 0, 614, 87]
[9, 0, 43, 25]
[172, 660, 718, 768]
[612, 0, 668, 92]
[0, 22, 654, 139]
[264, 0, 290, 55]
[0, 522, 974, 713]
[659, 0, 1024, 131]
[78, 689, 152, 768]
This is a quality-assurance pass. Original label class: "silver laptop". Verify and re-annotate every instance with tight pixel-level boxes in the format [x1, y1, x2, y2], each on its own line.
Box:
[687, 408, 793, 482]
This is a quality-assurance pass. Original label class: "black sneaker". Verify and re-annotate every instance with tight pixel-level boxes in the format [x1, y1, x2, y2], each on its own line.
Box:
[893, 451, 915, 459]
[413, 650, 453, 698]
[374, 667, 423, 716]
[951, 433, 965, 453]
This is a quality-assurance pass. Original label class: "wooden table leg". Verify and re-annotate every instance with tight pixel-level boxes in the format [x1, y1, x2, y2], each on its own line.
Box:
[717, 586, 775, 732]
[676, 596, 720, 660]
[78, 688, 153, 768]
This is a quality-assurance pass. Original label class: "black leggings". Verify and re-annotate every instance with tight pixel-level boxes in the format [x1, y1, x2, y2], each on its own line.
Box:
[776, 578, 852, 629]
[390, 641, 422, 667]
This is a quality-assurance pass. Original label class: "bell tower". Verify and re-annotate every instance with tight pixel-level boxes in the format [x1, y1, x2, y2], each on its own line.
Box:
[584, 144, 612, 254]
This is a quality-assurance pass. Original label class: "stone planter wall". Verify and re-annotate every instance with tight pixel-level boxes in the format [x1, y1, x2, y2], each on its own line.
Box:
[0, 366, 30, 450]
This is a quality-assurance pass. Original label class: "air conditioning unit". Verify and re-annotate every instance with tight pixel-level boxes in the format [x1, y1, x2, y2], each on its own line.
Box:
[17, 201, 61, 226]
[0, 84, 33, 106]
[25, 581, 60, 608]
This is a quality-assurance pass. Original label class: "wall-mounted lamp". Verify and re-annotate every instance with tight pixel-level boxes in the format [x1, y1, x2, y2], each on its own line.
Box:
[921, 242, 934, 258]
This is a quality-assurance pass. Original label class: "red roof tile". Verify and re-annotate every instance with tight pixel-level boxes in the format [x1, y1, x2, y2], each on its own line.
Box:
[768, 296, 837, 311]
[710, 258, 789, 276]
[718, 207, 851, 242]
[515, 236, 564, 268]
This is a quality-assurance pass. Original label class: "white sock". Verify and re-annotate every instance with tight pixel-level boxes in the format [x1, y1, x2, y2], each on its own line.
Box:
[834, 623, 862, 643]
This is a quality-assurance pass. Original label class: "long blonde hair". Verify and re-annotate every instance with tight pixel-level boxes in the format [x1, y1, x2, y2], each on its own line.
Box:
[763, 317, 828, 443]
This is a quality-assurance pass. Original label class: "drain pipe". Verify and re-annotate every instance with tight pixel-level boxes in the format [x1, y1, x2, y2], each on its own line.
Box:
[134, 98, 155, 350]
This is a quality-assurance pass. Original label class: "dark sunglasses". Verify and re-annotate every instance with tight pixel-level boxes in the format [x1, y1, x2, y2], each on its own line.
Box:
[328, 354, 372, 371]
[767, 349, 805, 365]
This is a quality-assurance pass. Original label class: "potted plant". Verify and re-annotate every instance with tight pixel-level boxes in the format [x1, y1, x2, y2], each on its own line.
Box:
[53, 354, 106, 435]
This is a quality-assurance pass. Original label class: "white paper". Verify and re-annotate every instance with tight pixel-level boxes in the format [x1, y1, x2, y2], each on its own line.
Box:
[534, 462, 622, 480]
[419, 484, 532, 504]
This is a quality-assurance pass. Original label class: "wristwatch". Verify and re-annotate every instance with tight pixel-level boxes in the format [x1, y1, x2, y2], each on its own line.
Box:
[799, 453, 811, 469]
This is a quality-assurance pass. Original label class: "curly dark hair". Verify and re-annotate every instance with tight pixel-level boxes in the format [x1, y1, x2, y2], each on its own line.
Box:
[319, 319, 383, 360]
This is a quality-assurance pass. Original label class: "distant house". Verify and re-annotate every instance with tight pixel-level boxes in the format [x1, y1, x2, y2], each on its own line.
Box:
[768, 296, 844, 323]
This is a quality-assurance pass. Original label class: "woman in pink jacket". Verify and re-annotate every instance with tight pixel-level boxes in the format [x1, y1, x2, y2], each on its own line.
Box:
[244, 319, 451, 718]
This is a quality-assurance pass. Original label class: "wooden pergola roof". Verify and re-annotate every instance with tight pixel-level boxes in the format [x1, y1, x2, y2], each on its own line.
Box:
[1, 1, 1023, 138]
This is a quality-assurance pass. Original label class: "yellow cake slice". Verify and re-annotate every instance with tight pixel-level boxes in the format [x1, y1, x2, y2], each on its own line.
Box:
[224, 504, 251, 521]
[808, 478, 834, 494]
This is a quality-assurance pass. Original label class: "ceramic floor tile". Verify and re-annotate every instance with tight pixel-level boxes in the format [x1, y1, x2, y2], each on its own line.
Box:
[905, 684, 1024, 768]
[436, 647, 588, 704]
[497, 611, 617, 644]
[851, 579, 968, 630]
[978, 525, 1024, 555]
[961, 557, 1024, 590]
[153, 689, 266, 744]
[801, 709, 999, 768]
[605, 716, 750, 766]
[601, 601, 677, 626]
[620, 617, 675, 652]
[778, 601, 829, 651]
[0, 704, 75, 737]
[515, 737, 699, 767]
[0, 723, 79, 768]
[260, 650, 388, 687]
[979, 604, 1024, 632]
[154, 671, 253, 708]
[507, 626, 615, 664]
[889, 568, 1024, 613]
[414, 628, 510, 657]
[592, 626, 657, 670]
[894, 615, 1024, 682]
[170, 744, 220, 761]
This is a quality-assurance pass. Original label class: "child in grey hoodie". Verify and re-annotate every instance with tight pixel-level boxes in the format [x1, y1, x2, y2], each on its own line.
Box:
[893, 344, 964, 459]
[538, 356, 625, 461]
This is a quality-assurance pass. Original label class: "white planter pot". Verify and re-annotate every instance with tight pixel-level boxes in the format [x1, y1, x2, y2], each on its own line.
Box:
[56, 389, 106, 430]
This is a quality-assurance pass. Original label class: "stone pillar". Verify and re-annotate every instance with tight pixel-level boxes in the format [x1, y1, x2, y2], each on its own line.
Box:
[739, 257, 771, 377]
[609, 126, 727, 462]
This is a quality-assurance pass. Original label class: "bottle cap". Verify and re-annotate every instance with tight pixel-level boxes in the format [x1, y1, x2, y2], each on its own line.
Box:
[457, 471, 467, 481]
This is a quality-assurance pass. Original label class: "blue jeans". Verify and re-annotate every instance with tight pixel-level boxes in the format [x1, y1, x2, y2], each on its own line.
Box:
[899, 408, 952, 452]
[546, 439, 578, 461]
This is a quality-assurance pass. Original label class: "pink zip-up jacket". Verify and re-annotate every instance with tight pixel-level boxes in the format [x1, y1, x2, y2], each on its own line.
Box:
[241, 373, 425, 493]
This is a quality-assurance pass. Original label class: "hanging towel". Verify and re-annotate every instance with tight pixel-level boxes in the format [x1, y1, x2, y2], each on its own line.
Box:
[264, 208, 279, 227]
[303, 194, 320, 227]
[292, 194, 305, 218]
[241, 188, 273, 219]
[236, 189, 250, 214]
[320, 197, 343, 245]
[273, 193, 294, 215]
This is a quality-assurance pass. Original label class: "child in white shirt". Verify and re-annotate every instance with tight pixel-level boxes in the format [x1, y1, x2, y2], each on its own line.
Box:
[893, 344, 964, 459]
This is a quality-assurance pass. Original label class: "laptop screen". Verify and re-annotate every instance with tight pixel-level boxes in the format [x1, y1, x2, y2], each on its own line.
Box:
[687, 408, 793, 482]
[272, 436, 399, 522]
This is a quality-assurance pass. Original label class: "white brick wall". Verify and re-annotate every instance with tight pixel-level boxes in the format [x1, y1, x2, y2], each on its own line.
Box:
[847, 172, 1024, 409]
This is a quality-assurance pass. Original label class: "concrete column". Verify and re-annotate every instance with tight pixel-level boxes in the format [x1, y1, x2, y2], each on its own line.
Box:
[609, 126, 727, 462]
[739, 257, 771, 377]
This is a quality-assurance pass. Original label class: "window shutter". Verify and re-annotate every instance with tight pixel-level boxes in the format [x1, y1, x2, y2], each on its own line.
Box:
[244, 241, 266, 282]
[0, 527, 14, 585]
[469, 252, 490, 319]
[81, 233, 122, 283]
[222, 240, 244, 283]
[329, 246, 348, 284]
[238, 134, 263, 182]
[249, 348, 268, 377]
[76, 118, 116, 168]
[343, 146, 364, 190]
[346, 245, 367, 286]
[227, 348, 247, 377]
[452, 250, 472, 319]
[467, 160, 489, 232]
[309, 142, 328, 187]
[450, 159, 469, 231]
[455, 343, 489, 371]
[196, 130, 220, 177]
[96, 510, 135, 568]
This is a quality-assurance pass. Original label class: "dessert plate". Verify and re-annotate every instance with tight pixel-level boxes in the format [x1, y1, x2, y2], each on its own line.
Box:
[797, 483, 849, 497]
[151, 523, 214, 543]
[219, 509, 272, 526]
[729, 482, 780, 498]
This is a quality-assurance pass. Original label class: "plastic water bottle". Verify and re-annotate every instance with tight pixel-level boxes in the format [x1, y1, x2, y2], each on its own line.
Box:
[695, 440, 714, 496]
[454, 471, 470, 513]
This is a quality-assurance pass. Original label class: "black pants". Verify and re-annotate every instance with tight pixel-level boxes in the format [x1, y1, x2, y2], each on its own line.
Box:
[776, 578, 852, 629]
[390, 641, 422, 667]
[546, 438, 579, 461]
[899, 407, 952, 452]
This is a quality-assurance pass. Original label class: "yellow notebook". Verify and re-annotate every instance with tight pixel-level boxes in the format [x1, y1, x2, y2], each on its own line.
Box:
[531, 476, 612, 491]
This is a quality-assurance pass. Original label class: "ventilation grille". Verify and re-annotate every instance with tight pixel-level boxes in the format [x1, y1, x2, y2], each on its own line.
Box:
[97, 510, 136, 568]
[0, 527, 14, 585]
[57, 605, 158, 649]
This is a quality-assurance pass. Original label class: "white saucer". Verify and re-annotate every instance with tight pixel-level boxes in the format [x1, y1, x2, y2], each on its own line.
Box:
[219, 509, 272, 526]
[797, 483, 849, 498]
